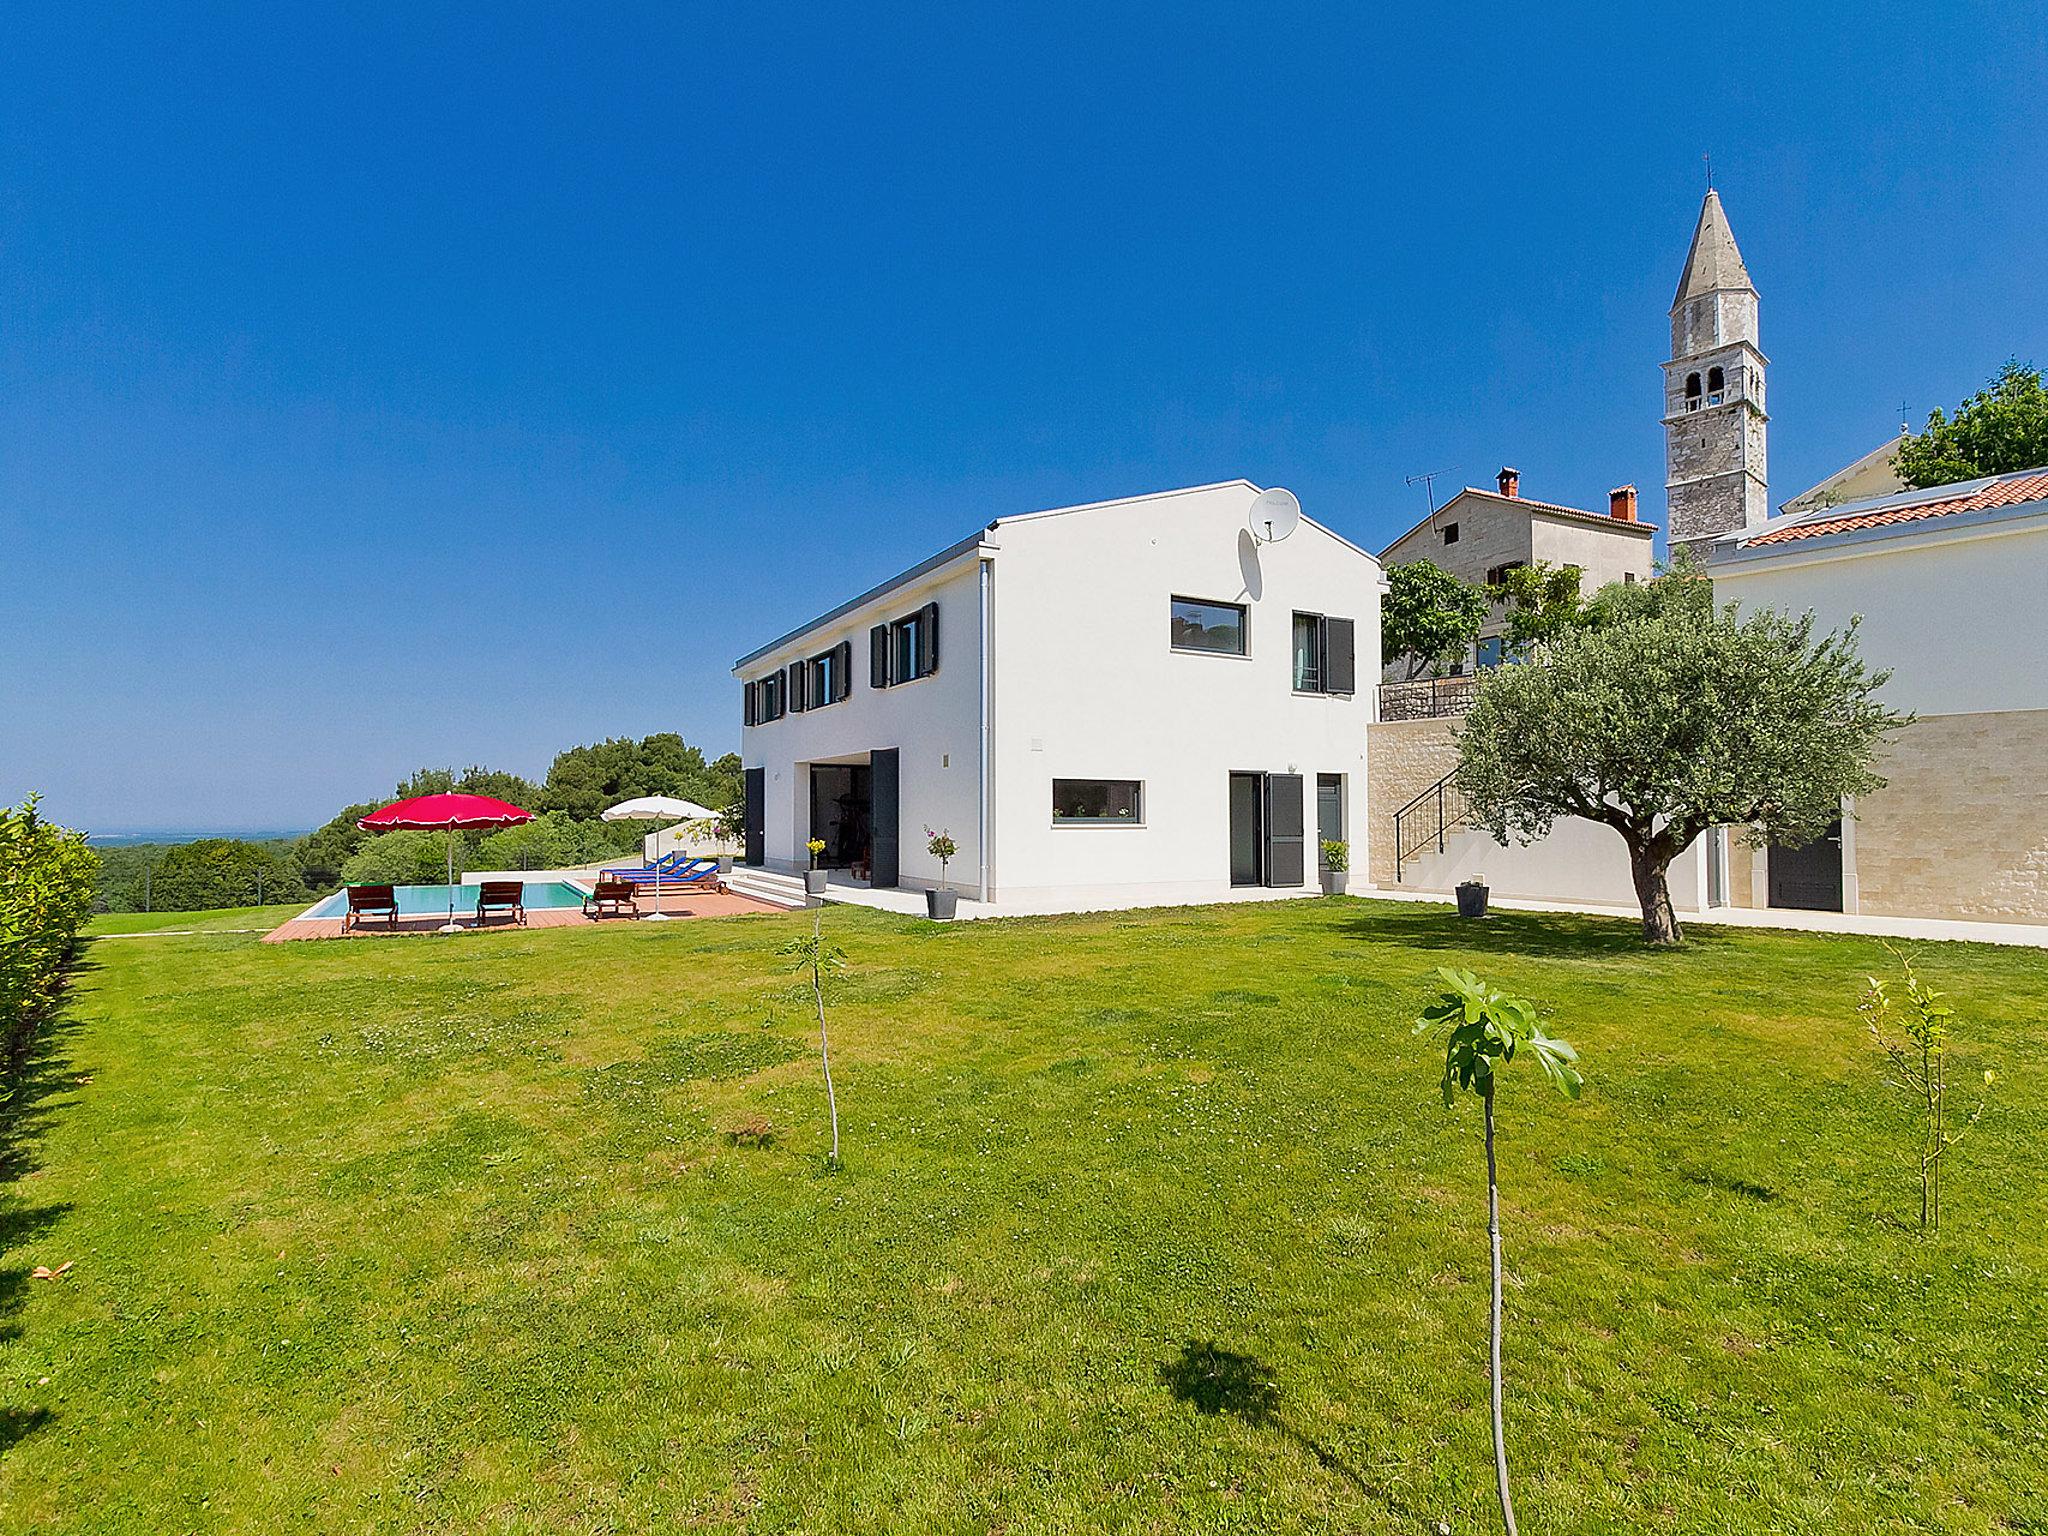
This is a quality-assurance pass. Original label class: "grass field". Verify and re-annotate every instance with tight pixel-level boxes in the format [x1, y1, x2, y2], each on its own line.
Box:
[3, 897, 2044, 1533]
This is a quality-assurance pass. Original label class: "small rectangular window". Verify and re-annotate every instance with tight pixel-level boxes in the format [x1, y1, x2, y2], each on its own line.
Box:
[885, 603, 939, 683]
[757, 672, 785, 721]
[1442, 522, 1460, 544]
[808, 647, 836, 707]
[1170, 597, 1247, 655]
[1485, 561, 1526, 586]
[1292, 612, 1323, 692]
[1052, 779, 1143, 824]
[1476, 635, 1506, 669]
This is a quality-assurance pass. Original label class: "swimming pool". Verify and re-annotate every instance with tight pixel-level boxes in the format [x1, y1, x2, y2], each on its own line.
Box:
[303, 881, 588, 920]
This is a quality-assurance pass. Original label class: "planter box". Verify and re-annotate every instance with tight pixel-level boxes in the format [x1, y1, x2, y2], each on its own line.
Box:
[926, 888, 959, 921]
[1320, 868, 1349, 896]
[1456, 882, 1490, 919]
[804, 870, 828, 897]
[717, 854, 734, 874]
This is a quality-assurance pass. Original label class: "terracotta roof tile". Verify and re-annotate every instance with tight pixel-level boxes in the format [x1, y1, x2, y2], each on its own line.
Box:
[1743, 470, 2048, 546]
[1452, 488, 1659, 532]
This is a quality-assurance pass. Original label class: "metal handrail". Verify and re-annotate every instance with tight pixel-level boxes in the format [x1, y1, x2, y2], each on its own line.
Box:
[1392, 768, 1474, 883]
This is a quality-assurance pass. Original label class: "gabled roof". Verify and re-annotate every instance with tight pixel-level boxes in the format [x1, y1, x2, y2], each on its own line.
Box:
[1778, 434, 1907, 518]
[1726, 466, 2048, 552]
[1672, 189, 1754, 308]
[1380, 486, 1656, 558]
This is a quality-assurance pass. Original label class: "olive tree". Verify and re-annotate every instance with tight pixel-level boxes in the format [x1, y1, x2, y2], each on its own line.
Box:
[1454, 598, 1907, 945]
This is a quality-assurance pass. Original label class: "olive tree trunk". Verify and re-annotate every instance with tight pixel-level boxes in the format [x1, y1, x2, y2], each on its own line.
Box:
[1624, 840, 1683, 946]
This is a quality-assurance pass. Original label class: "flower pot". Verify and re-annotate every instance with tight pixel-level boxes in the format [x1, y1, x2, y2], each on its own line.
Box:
[925, 887, 958, 921]
[804, 869, 828, 897]
[1455, 881, 1489, 918]
[1320, 868, 1348, 896]
[717, 854, 734, 874]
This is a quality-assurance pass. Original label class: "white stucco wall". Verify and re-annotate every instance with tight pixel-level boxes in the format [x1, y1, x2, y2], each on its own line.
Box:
[1713, 516, 2048, 717]
[737, 556, 987, 890]
[1396, 815, 1708, 912]
[985, 483, 1380, 901]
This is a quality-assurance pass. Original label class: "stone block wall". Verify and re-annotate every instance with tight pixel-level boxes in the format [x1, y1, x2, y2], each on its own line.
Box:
[1365, 717, 1462, 884]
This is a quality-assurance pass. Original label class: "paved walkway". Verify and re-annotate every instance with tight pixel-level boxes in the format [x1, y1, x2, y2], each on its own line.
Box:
[1363, 885, 2048, 949]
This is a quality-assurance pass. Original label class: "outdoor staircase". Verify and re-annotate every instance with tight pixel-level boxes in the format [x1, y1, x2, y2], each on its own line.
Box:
[1392, 769, 1477, 883]
[723, 866, 809, 910]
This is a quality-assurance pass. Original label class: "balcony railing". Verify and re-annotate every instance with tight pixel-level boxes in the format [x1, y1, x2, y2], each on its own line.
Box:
[1378, 676, 1478, 722]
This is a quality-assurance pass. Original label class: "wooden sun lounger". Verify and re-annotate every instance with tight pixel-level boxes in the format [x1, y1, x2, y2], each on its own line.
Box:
[343, 884, 399, 932]
[583, 878, 640, 919]
[475, 880, 526, 926]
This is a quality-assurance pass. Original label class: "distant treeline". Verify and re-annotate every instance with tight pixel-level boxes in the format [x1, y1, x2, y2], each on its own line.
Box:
[94, 734, 742, 914]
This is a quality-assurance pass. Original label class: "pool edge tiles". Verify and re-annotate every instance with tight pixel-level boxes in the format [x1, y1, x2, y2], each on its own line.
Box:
[299, 880, 590, 921]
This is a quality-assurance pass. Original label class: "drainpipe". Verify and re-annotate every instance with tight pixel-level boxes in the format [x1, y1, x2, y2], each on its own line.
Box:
[978, 554, 993, 903]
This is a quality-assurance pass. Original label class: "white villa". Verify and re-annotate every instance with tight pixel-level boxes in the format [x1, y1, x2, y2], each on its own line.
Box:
[732, 481, 1382, 908]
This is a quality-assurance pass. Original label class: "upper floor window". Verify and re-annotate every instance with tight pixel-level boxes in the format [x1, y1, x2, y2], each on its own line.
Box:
[1441, 522, 1460, 545]
[744, 670, 786, 725]
[1291, 611, 1357, 695]
[1684, 371, 1703, 412]
[1485, 560, 1527, 587]
[808, 640, 852, 708]
[1706, 364, 1725, 405]
[1170, 597, 1247, 655]
[871, 601, 940, 688]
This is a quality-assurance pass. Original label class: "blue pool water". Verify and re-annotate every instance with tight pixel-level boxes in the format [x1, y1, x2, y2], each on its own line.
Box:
[305, 881, 587, 919]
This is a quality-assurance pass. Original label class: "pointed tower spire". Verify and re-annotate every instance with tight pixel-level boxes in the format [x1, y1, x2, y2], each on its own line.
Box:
[1663, 191, 1768, 551]
[1672, 189, 1754, 307]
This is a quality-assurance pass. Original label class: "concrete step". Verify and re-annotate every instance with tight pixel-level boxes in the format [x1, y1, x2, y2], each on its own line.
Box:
[724, 867, 809, 909]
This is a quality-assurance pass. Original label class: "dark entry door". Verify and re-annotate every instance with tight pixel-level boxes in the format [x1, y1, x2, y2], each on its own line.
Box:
[1263, 774, 1305, 887]
[742, 768, 765, 867]
[1316, 775, 1343, 867]
[870, 748, 900, 888]
[1228, 772, 1263, 886]
[1769, 820, 1843, 911]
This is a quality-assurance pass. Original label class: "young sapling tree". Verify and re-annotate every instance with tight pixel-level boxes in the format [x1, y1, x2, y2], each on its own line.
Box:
[1415, 968, 1582, 1536]
[924, 826, 957, 891]
[781, 908, 846, 1169]
[1861, 946, 1996, 1232]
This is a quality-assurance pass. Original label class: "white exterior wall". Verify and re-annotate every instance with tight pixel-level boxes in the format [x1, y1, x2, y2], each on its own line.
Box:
[986, 483, 1379, 902]
[738, 557, 987, 889]
[1713, 516, 2048, 716]
[1398, 816, 1708, 912]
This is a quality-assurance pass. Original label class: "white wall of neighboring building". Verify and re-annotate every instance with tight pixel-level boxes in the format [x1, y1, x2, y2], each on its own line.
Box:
[1713, 516, 2048, 716]
[986, 482, 1380, 902]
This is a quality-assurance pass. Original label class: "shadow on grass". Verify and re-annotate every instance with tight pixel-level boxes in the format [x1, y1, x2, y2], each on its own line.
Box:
[0, 956, 94, 1454]
[1157, 1340, 1404, 1515]
[1341, 903, 1742, 961]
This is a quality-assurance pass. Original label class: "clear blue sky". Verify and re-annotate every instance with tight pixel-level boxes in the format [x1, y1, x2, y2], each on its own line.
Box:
[5, 4, 2043, 832]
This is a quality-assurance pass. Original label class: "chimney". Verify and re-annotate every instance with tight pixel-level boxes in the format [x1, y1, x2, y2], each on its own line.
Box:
[1497, 466, 1520, 499]
[1609, 484, 1638, 522]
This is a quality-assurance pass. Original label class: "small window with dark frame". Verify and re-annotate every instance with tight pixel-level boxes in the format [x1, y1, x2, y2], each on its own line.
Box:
[757, 671, 785, 721]
[1052, 779, 1143, 824]
[1441, 522, 1460, 544]
[1169, 597, 1246, 655]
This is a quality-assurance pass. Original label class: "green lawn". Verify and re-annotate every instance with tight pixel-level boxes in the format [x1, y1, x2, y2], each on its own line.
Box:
[4, 899, 2045, 1533]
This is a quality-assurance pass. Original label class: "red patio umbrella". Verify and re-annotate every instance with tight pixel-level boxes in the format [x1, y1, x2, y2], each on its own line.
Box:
[357, 793, 534, 932]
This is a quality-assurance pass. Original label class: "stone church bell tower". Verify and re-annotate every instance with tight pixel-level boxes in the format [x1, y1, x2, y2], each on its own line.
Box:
[1664, 190, 1769, 551]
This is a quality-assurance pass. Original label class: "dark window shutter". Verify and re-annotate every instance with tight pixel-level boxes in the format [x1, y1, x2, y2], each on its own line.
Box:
[871, 624, 891, 688]
[1263, 773, 1305, 887]
[1325, 617, 1355, 695]
[742, 768, 765, 865]
[743, 681, 757, 726]
[919, 601, 939, 676]
[869, 748, 900, 887]
[788, 660, 808, 712]
[835, 640, 853, 700]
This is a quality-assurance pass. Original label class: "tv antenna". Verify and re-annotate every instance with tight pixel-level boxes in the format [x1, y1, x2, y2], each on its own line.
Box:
[1405, 467, 1457, 516]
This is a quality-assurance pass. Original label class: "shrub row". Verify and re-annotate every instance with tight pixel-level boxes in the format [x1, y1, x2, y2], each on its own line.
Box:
[1, 796, 99, 1065]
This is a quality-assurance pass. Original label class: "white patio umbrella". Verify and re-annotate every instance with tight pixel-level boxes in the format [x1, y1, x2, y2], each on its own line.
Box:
[600, 795, 717, 920]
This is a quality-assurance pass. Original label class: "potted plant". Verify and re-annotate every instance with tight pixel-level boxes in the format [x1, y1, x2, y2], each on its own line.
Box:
[1457, 870, 1490, 918]
[1319, 838, 1349, 895]
[923, 826, 959, 919]
[804, 838, 829, 897]
[713, 801, 743, 873]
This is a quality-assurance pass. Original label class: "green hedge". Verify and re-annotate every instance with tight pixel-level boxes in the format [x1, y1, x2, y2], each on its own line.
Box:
[1, 797, 99, 1064]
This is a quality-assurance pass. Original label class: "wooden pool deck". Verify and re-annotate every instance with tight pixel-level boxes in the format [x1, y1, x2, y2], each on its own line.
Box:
[264, 889, 783, 942]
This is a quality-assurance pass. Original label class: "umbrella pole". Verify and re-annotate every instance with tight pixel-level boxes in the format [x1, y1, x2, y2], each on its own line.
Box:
[441, 826, 461, 934]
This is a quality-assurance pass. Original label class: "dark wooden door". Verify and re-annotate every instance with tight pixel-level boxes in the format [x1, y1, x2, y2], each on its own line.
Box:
[742, 768, 765, 866]
[1769, 820, 1843, 911]
[1263, 773, 1305, 888]
[869, 748, 900, 888]
[1316, 775, 1343, 866]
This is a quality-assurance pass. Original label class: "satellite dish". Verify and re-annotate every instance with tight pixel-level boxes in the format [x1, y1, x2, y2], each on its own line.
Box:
[1248, 487, 1301, 544]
